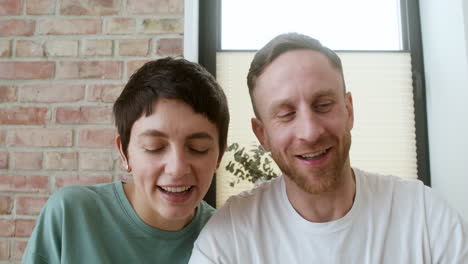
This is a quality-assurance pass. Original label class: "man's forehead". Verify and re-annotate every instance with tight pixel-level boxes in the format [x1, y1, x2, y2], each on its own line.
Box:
[269, 87, 338, 107]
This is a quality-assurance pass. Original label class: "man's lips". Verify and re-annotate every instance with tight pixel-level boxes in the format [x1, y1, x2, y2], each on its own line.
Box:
[296, 148, 331, 160]
[295, 148, 331, 166]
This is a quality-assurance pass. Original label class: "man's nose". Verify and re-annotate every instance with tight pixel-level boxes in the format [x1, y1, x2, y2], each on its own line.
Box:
[296, 110, 325, 142]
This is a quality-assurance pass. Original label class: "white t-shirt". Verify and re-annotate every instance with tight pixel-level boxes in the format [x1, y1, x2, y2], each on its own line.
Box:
[190, 168, 468, 264]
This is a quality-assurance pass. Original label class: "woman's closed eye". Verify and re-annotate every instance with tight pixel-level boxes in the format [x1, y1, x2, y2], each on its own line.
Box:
[189, 147, 209, 154]
[144, 146, 165, 153]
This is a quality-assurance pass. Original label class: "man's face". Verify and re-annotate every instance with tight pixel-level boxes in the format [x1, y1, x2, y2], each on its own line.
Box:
[251, 49, 354, 194]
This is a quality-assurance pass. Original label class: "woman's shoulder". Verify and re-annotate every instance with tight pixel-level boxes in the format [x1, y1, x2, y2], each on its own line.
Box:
[46, 182, 118, 213]
[197, 200, 216, 222]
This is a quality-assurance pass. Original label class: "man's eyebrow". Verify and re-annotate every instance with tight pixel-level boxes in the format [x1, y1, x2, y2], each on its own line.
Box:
[139, 129, 168, 138]
[313, 89, 336, 98]
[268, 89, 337, 114]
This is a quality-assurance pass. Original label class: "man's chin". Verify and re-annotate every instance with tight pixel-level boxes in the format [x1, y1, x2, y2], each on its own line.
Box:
[286, 170, 342, 195]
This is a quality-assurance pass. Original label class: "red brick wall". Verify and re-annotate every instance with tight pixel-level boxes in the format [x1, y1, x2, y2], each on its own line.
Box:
[0, 0, 184, 262]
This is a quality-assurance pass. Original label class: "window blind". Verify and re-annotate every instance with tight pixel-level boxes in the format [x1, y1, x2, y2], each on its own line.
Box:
[215, 51, 417, 208]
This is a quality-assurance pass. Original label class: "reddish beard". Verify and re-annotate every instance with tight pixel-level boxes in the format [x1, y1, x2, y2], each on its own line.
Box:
[271, 131, 352, 194]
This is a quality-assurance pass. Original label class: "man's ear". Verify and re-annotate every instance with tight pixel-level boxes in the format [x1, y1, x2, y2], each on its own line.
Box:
[116, 135, 130, 172]
[251, 117, 271, 152]
[345, 92, 354, 130]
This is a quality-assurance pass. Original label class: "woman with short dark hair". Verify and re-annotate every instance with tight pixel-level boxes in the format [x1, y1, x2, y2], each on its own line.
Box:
[23, 57, 229, 263]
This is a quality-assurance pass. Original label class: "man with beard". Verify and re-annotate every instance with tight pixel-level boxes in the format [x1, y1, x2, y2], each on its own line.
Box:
[189, 33, 468, 263]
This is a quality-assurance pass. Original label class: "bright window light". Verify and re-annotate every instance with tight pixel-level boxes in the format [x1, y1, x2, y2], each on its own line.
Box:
[221, 0, 403, 50]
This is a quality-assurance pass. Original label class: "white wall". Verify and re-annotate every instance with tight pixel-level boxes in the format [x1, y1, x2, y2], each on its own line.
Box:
[183, 0, 199, 62]
[420, 0, 468, 221]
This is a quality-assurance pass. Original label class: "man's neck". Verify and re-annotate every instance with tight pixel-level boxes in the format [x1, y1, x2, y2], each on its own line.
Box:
[284, 166, 356, 223]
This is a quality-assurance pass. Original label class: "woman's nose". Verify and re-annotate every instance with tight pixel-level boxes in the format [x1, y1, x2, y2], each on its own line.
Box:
[164, 147, 191, 177]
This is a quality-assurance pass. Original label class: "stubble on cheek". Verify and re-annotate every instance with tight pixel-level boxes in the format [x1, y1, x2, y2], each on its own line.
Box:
[274, 131, 352, 195]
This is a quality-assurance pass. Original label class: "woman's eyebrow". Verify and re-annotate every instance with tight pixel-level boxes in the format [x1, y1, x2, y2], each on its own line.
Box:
[139, 129, 167, 138]
[187, 132, 214, 141]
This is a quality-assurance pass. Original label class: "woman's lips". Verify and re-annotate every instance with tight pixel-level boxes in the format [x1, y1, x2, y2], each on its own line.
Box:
[157, 185, 195, 203]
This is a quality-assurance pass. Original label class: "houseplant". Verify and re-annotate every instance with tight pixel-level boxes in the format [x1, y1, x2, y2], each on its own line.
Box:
[225, 143, 279, 187]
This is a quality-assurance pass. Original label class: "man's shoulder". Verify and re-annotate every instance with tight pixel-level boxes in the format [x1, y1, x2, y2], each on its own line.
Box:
[191, 178, 283, 263]
[223, 176, 282, 210]
[203, 176, 282, 228]
[356, 168, 426, 194]
[355, 168, 458, 217]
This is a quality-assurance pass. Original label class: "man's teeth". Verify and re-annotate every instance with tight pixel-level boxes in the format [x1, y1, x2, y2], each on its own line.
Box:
[160, 186, 191, 193]
[301, 150, 326, 159]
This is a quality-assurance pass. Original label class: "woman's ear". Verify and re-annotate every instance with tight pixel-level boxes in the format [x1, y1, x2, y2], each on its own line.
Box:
[116, 136, 131, 172]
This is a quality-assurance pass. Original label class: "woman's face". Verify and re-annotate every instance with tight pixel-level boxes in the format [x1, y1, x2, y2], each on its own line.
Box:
[117, 99, 220, 230]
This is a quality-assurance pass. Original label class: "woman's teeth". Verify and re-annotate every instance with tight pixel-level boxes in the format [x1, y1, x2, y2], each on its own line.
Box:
[159, 186, 191, 193]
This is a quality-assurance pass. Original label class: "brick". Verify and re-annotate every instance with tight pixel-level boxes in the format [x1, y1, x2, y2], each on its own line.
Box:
[119, 39, 149, 56]
[0, 62, 54, 80]
[127, 60, 150, 77]
[0, 219, 15, 237]
[56, 106, 112, 124]
[16, 40, 45, 57]
[0, 86, 17, 102]
[21, 84, 84, 103]
[0, 152, 7, 169]
[13, 152, 43, 170]
[0, 0, 22, 15]
[45, 152, 77, 170]
[0, 107, 47, 125]
[0, 174, 48, 193]
[105, 18, 135, 34]
[45, 40, 78, 57]
[85, 39, 112, 56]
[37, 18, 100, 35]
[57, 61, 121, 79]
[0, 195, 13, 214]
[0, 20, 35, 36]
[26, 0, 55, 14]
[80, 152, 113, 170]
[16, 196, 48, 215]
[141, 18, 183, 34]
[0, 152, 7, 170]
[9, 128, 72, 147]
[55, 174, 111, 188]
[15, 219, 36, 237]
[78, 128, 116, 148]
[157, 38, 183, 56]
[61, 0, 120, 15]
[127, 0, 183, 14]
[88, 84, 123, 103]
[0, 40, 10, 57]
[0, 240, 9, 260]
[12, 240, 28, 260]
